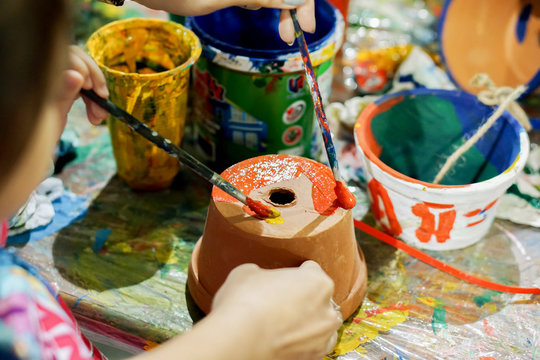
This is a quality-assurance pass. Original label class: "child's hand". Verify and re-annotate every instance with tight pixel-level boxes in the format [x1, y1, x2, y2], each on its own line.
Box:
[56, 46, 109, 126]
[135, 0, 315, 44]
[212, 261, 341, 360]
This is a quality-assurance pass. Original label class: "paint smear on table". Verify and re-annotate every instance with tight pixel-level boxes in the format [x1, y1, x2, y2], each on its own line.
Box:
[327, 300, 413, 357]
[416, 297, 448, 334]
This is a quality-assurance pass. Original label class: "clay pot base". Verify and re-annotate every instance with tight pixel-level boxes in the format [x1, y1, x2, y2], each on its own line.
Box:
[188, 155, 369, 320]
[187, 236, 368, 320]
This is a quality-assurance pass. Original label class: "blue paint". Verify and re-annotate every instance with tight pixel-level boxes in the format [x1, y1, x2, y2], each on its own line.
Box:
[74, 294, 88, 308]
[92, 228, 112, 253]
[7, 192, 89, 245]
[516, 4, 532, 43]
[371, 89, 524, 184]
[187, 0, 335, 62]
[394, 347, 411, 360]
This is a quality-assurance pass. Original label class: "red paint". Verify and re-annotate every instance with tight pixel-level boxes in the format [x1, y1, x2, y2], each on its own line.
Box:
[367, 179, 403, 236]
[352, 304, 421, 323]
[334, 181, 356, 209]
[465, 209, 481, 217]
[464, 199, 498, 226]
[353, 218, 540, 294]
[246, 197, 278, 218]
[466, 219, 486, 227]
[411, 203, 456, 243]
[424, 202, 455, 209]
[213, 155, 341, 215]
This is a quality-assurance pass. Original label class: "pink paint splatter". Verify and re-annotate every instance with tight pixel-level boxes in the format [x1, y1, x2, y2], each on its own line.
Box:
[482, 319, 497, 337]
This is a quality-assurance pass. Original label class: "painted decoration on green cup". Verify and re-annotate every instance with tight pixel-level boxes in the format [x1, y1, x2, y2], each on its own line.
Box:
[187, 0, 343, 170]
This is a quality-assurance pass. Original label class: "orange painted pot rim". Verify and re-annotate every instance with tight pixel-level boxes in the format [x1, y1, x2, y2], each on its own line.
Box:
[212, 154, 341, 215]
[86, 18, 202, 80]
[354, 89, 530, 193]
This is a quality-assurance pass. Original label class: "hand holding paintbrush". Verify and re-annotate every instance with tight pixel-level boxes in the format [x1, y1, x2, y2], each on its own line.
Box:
[80, 89, 280, 220]
[289, 9, 356, 209]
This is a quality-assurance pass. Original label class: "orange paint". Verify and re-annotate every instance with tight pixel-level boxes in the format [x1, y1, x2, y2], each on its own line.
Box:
[334, 181, 356, 209]
[465, 209, 482, 217]
[355, 98, 471, 189]
[411, 203, 456, 243]
[465, 199, 498, 225]
[483, 199, 498, 211]
[367, 179, 402, 236]
[424, 202, 455, 209]
[246, 197, 280, 218]
[356, 97, 403, 160]
[213, 155, 342, 215]
[353, 304, 420, 322]
[466, 219, 486, 227]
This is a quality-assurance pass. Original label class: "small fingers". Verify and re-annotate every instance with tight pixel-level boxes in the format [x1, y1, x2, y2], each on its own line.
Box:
[277, 0, 315, 44]
[69, 46, 109, 98]
[296, 0, 315, 33]
[278, 10, 295, 45]
[82, 95, 109, 125]
[234, 0, 305, 9]
[299, 259, 322, 271]
[325, 330, 338, 354]
[55, 70, 84, 122]
[225, 263, 262, 282]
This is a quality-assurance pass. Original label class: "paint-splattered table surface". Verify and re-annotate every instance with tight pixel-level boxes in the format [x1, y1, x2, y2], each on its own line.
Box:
[14, 101, 540, 358]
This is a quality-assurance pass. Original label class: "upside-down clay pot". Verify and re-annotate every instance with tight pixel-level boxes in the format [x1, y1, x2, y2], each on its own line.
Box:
[188, 155, 368, 320]
[439, 0, 540, 96]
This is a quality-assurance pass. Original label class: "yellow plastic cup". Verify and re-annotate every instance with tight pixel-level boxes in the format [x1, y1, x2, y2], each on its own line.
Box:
[87, 18, 201, 190]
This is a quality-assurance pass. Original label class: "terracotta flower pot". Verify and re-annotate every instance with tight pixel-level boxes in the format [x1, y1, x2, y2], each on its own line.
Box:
[188, 155, 368, 320]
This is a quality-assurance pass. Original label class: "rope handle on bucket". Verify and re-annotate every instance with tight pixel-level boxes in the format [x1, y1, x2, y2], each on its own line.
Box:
[353, 219, 540, 294]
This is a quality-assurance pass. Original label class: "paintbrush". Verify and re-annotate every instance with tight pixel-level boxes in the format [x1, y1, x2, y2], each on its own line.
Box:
[80, 89, 280, 219]
[290, 9, 355, 209]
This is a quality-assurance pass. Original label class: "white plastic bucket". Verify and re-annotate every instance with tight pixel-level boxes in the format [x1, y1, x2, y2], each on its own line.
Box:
[354, 89, 530, 250]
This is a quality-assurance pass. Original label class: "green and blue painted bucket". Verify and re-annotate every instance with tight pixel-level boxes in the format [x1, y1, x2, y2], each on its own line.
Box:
[187, 0, 343, 170]
[355, 89, 530, 250]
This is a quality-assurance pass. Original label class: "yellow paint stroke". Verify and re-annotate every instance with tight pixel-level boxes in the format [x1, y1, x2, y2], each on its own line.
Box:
[417, 296, 444, 308]
[326, 300, 412, 357]
[265, 215, 284, 225]
[323, 252, 411, 358]
[503, 154, 520, 173]
[484, 303, 498, 314]
[442, 282, 458, 293]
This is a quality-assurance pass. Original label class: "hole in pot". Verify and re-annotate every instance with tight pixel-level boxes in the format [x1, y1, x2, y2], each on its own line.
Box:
[268, 188, 296, 206]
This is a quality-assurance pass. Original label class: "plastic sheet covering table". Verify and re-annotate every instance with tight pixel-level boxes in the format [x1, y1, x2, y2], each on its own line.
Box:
[14, 100, 540, 359]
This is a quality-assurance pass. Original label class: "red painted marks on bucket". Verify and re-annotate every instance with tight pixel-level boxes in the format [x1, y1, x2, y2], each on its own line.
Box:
[367, 179, 402, 236]
[464, 199, 498, 227]
[411, 203, 456, 243]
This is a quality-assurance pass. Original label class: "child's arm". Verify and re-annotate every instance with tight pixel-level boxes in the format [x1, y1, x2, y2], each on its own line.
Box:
[132, 0, 315, 44]
[56, 45, 110, 127]
[134, 261, 341, 360]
